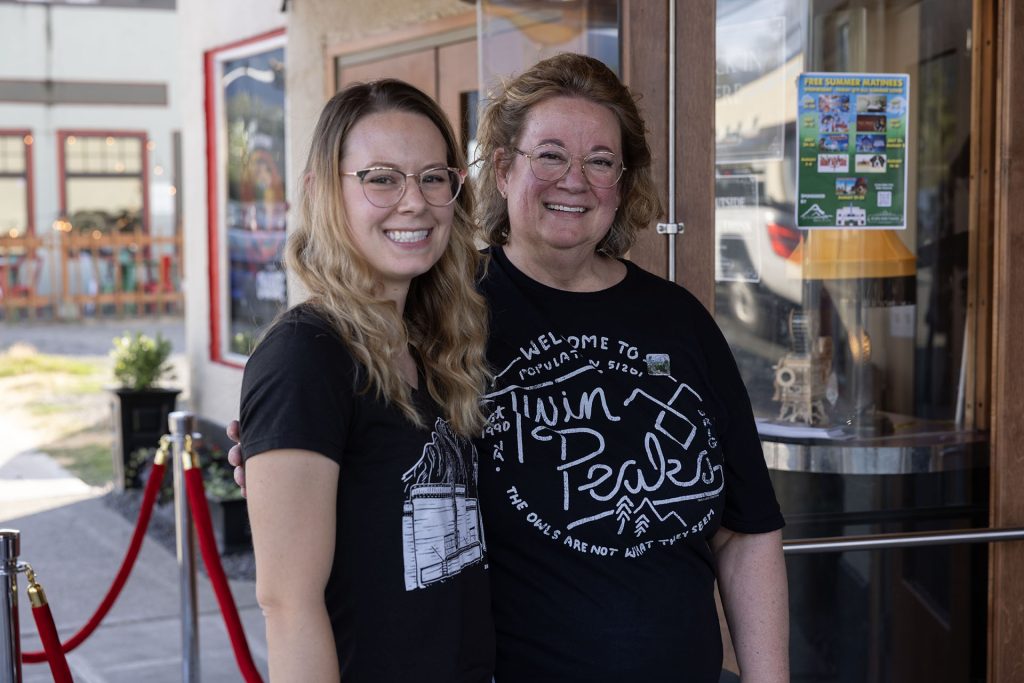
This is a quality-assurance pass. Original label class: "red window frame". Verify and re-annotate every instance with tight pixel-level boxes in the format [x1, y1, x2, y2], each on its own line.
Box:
[0, 129, 36, 237]
[204, 27, 287, 368]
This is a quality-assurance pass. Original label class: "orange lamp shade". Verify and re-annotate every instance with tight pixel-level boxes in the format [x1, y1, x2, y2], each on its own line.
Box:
[787, 229, 916, 280]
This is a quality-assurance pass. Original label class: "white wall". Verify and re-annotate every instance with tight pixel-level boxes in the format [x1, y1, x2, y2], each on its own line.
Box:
[177, 0, 286, 423]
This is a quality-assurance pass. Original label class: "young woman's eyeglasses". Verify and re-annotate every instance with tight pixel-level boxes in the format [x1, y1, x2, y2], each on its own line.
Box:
[513, 144, 625, 188]
[341, 167, 466, 208]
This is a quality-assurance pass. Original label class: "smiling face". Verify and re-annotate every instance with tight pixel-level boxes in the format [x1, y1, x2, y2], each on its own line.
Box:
[497, 96, 622, 266]
[341, 110, 454, 300]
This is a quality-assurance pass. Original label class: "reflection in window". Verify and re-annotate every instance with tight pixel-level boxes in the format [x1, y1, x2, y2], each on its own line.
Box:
[461, 90, 480, 176]
[63, 133, 145, 234]
[713, 0, 976, 438]
[478, 0, 620, 93]
[220, 43, 288, 357]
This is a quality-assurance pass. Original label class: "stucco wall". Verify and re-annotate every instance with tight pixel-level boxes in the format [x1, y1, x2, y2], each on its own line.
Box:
[178, 0, 285, 423]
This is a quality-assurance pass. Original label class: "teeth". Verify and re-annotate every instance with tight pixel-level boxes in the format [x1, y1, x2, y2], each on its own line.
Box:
[385, 229, 429, 243]
[545, 204, 586, 213]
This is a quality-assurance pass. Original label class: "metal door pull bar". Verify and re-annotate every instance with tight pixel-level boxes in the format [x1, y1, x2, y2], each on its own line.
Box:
[783, 526, 1024, 554]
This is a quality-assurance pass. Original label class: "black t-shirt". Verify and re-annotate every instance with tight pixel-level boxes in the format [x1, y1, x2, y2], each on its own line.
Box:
[477, 247, 784, 683]
[240, 305, 495, 682]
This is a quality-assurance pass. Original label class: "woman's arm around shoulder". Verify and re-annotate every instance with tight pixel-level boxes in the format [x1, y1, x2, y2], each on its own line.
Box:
[247, 448, 340, 683]
[711, 526, 790, 683]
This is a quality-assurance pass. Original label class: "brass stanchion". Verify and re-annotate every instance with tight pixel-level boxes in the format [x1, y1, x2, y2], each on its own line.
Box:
[23, 564, 73, 682]
[0, 529, 22, 683]
[169, 411, 200, 683]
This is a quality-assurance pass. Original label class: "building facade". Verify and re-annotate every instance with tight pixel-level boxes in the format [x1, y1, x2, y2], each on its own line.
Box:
[179, 1, 1024, 681]
[0, 0, 181, 320]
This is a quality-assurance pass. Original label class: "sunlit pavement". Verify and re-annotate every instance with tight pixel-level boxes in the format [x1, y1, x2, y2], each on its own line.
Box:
[0, 316, 268, 682]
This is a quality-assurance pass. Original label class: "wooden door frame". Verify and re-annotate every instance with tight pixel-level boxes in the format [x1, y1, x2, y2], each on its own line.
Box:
[988, 0, 1024, 679]
[623, 0, 715, 309]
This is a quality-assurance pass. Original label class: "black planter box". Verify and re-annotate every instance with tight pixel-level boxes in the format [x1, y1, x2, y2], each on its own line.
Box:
[110, 387, 181, 489]
[207, 496, 251, 554]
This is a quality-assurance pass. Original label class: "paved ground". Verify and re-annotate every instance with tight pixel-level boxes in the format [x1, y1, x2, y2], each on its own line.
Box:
[0, 316, 269, 682]
[0, 316, 185, 357]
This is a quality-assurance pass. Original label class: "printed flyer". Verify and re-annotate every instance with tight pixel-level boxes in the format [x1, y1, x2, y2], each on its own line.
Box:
[795, 72, 910, 229]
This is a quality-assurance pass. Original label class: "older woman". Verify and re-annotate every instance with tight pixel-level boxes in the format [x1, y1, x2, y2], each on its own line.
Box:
[474, 53, 788, 683]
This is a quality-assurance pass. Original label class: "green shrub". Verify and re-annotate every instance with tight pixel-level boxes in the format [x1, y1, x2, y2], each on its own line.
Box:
[110, 332, 174, 390]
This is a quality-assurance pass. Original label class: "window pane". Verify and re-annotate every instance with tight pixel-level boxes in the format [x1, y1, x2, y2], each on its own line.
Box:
[221, 44, 288, 357]
[65, 135, 144, 175]
[67, 177, 143, 232]
[478, 0, 620, 92]
[0, 178, 28, 237]
[0, 135, 26, 174]
[714, 0, 975, 437]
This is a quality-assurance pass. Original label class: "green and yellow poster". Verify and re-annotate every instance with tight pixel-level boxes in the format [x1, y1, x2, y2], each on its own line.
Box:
[796, 72, 909, 229]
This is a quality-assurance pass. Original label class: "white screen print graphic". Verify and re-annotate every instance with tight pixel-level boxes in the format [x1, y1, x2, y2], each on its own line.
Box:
[401, 418, 485, 590]
[483, 332, 723, 555]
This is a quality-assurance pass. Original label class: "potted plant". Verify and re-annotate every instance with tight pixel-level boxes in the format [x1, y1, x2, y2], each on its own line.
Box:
[126, 437, 251, 554]
[200, 442, 250, 554]
[109, 332, 180, 489]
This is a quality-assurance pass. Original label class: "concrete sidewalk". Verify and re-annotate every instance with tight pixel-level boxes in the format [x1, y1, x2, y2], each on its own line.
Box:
[1, 451, 269, 683]
[1, 316, 268, 682]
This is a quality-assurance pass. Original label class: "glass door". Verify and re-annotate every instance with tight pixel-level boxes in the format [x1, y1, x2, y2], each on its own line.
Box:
[714, 1, 986, 681]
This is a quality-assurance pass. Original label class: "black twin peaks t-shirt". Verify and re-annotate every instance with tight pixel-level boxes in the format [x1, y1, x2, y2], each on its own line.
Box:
[476, 247, 784, 683]
[240, 305, 494, 682]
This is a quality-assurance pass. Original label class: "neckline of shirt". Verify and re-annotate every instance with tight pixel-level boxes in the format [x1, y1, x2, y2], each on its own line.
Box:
[490, 245, 634, 298]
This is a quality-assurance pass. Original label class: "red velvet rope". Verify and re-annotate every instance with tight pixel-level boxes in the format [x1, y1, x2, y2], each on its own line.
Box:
[30, 599, 74, 682]
[22, 461, 167, 664]
[184, 467, 264, 683]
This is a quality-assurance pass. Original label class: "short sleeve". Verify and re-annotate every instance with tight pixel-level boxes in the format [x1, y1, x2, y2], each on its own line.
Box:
[239, 310, 356, 466]
[697, 306, 785, 534]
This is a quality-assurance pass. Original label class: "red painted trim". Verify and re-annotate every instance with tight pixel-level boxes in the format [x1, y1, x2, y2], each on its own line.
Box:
[57, 131, 67, 219]
[204, 27, 285, 368]
[204, 46, 222, 364]
[56, 130, 149, 232]
[25, 133, 35, 236]
[141, 136, 150, 233]
[0, 129, 34, 235]
[207, 27, 285, 56]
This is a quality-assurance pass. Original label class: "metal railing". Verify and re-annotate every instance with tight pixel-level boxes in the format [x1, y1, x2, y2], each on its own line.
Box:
[0, 229, 183, 320]
[783, 526, 1024, 554]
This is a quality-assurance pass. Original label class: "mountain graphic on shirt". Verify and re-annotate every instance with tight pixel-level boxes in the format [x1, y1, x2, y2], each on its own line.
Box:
[611, 495, 690, 538]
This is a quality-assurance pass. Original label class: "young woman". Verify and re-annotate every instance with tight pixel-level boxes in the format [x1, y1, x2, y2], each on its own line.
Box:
[238, 80, 493, 682]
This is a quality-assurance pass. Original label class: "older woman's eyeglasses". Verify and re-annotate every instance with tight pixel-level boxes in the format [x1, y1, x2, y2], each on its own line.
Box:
[513, 144, 625, 188]
[341, 167, 466, 208]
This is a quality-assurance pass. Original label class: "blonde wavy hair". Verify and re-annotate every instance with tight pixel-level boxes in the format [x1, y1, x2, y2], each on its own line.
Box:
[476, 53, 663, 257]
[287, 79, 490, 436]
